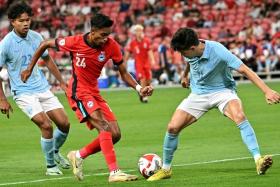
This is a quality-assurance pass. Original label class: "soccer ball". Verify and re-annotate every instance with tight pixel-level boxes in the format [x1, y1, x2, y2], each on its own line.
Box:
[138, 153, 162, 178]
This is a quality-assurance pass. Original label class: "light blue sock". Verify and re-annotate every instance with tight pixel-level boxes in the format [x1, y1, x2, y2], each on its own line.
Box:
[41, 137, 55, 167]
[238, 120, 261, 161]
[53, 128, 68, 153]
[162, 132, 178, 170]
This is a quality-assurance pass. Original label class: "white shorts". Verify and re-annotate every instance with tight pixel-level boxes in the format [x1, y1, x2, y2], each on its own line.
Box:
[14, 90, 64, 119]
[177, 89, 240, 119]
[0, 68, 8, 81]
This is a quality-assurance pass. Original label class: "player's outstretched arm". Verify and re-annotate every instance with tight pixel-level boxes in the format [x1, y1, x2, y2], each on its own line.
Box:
[123, 51, 130, 66]
[118, 62, 153, 96]
[43, 55, 68, 92]
[21, 39, 56, 83]
[237, 64, 280, 104]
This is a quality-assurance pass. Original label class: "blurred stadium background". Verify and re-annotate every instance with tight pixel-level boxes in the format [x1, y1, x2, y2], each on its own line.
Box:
[1, 0, 280, 94]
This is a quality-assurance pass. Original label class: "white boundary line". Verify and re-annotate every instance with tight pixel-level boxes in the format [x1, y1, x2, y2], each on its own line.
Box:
[174, 153, 280, 167]
[1, 153, 279, 186]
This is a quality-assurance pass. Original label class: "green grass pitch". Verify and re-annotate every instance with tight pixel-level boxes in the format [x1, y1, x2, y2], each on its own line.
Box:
[0, 82, 279, 186]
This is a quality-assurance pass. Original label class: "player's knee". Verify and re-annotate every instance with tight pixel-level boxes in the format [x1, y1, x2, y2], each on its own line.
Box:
[112, 131, 121, 143]
[57, 119, 70, 133]
[61, 118, 70, 127]
[233, 112, 246, 124]
[39, 122, 53, 133]
[168, 128, 180, 134]
[167, 124, 180, 134]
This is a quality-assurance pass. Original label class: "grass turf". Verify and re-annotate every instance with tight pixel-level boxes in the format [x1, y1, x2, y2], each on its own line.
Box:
[0, 82, 279, 186]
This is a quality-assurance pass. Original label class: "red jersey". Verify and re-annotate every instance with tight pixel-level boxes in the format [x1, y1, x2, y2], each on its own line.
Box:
[127, 37, 151, 66]
[55, 34, 122, 95]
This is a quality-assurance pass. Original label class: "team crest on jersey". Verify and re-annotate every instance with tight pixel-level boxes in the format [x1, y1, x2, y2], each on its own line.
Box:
[98, 51, 106, 62]
[87, 101, 94, 108]
[59, 39, 65, 46]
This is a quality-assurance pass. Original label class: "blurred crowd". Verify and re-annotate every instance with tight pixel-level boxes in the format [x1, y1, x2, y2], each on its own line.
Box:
[1, 0, 280, 89]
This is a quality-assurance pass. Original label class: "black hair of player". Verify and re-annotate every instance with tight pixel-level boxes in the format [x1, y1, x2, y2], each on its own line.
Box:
[171, 28, 199, 51]
[90, 13, 114, 29]
[7, 1, 33, 20]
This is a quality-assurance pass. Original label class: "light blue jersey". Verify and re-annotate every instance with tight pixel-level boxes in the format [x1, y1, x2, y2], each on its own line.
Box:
[0, 30, 49, 96]
[184, 40, 243, 94]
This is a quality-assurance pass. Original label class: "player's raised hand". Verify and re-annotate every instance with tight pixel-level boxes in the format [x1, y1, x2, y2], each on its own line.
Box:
[140, 86, 153, 96]
[0, 99, 13, 119]
[21, 69, 32, 83]
[265, 89, 280, 104]
[181, 77, 190, 88]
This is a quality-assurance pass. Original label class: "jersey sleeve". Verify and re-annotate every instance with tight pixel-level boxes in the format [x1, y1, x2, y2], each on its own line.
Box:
[55, 36, 74, 52]
[110, 40, 123, 65]
[183, 57, 190, 64]
[216, 42, 243, 70]
[0, 43, 7, 67]
[36, 33, 49, 58]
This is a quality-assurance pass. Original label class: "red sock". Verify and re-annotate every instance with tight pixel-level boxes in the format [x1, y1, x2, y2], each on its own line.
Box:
[99, 131, 118, 172]
[79, 137, 101, 159]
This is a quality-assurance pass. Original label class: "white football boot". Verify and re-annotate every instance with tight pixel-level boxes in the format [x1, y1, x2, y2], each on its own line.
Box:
[54, 152, 71, 169]
[46, 166, 63, 176]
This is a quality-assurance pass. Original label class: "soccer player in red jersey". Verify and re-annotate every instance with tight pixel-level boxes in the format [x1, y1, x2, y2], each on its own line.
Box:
[21, 13, 153, 183]
[124, 24, 156, 103]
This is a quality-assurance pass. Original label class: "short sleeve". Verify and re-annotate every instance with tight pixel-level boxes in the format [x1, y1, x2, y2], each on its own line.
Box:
[0, 43, 6, 67]
[110, 40, 123, 65]
[216, 42, 243, 70]
[183, 57, 190, 64]
[55, 36, 74, 52]
[37, 33, 49, 57]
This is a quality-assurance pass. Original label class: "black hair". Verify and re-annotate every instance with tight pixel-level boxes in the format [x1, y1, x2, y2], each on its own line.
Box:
[171, 28, 199, 51]
[90, 13, 114, 29]
[7, 1, 33, 19]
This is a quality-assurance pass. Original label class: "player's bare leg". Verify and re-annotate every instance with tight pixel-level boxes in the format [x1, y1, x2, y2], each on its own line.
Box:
[67, 134, 121, 181]
[78, 111, 138, 182]
[87, 114, 138, 182]
[224, 99, 272, 175]
[47, 108, 70, 169]
[148, 109, 196, 181]
[32, 112, 63, 175]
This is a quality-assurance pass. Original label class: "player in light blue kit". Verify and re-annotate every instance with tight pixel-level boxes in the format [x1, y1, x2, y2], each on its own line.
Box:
[0, 2, 70, 175]
[148, 28, 280, 181]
